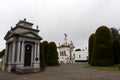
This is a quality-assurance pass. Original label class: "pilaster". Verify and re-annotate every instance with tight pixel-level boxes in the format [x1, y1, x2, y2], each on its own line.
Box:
[21, 41, 25, 63]
[12, 41, 15, 63]
[17, 41, 20, 63]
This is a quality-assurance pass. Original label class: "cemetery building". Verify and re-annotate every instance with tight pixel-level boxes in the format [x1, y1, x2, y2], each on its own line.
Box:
[2, 19, 42, 72]
[57, 34, 75, 64]
[75, 49, 88, 62]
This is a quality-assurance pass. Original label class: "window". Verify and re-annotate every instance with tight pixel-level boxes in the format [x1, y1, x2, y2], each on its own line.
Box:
[64, 51, 66, 56]
[79, 55, 81, 58]
[60, 51, 62, 56]
[60, 51, 66, 56]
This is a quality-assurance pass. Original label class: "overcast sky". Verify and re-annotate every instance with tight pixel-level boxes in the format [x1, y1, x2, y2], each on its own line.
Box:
[0, 0, 120, 51]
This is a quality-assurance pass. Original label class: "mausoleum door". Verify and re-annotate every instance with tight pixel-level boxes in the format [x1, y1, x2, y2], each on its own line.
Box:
[24, 44, 32, 66]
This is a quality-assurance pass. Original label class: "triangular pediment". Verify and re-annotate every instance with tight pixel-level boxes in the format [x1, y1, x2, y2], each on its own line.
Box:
[21, 32, 42, 39]
[22, 32, 38, 38]
[4, 31, 17, 40]
[4, 31, 42, 40]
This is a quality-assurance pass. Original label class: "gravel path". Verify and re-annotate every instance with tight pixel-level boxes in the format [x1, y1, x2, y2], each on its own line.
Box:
[0, 63, 120, 80]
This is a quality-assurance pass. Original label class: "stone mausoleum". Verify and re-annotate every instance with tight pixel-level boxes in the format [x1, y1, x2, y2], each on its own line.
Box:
[2, 19, 42, 72]
[57, 34, 75, 64]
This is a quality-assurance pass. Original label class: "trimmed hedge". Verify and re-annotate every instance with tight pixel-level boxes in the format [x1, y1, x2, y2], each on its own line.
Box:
[47, 42, 59, 66]
[42, 41, 49, 65]
[91, 26, 114, 66]
[40, 43, 47, 70]
[88, 33, 95, 64]
[113, 39, 120, 64]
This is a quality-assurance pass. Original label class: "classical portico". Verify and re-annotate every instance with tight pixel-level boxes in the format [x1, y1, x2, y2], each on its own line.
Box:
[2, 19, 42, 72]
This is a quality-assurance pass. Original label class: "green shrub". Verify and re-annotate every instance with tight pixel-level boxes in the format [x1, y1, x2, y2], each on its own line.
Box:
[88, 33, 95, 64]
[113, 39, 120, 64]
[0, 49, 5, 58]
[47, 42, 59, 66]
[42, 41, 49, 65]
[40, 43, 46, 70]
[91, 26, 114, 66]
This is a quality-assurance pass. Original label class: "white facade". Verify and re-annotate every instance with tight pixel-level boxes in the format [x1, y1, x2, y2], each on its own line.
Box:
[58, 47, 75, 64]
[57, 34, 75, 64]
[75, 50, 88, 62]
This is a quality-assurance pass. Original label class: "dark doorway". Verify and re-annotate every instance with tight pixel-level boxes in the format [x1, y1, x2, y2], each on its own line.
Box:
[24, 44, 32, 66]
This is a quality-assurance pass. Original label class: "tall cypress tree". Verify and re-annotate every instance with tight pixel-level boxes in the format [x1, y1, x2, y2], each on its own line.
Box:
[88, 33, 95, 64]
[40, 43, 46, 70]
[42, 41, 49, 65]
[47, 42, 59, 66]
[110, 27, 120, 64]
[91, 26, 114, 66]
[113, 39, 120, 64]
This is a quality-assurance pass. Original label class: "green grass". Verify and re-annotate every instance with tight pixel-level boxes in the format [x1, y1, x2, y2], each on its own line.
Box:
[84, 64, 119, 71]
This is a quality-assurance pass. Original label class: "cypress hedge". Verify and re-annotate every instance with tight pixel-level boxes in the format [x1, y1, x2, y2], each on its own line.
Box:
[47, 42, 59, 66]
[88, 33, 95, 64]
[91, 26, 114, 66]
[40, 43, 46, 70]
[42, 41, 49, 65]
[113, 39, 120, 64]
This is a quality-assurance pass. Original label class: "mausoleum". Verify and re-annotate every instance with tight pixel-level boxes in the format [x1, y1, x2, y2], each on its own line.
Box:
[57, 34, 75, 64]
[2, 19, 42, 72]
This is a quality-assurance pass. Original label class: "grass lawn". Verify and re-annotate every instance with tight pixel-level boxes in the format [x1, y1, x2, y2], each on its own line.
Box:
[84, 64, 119, 71]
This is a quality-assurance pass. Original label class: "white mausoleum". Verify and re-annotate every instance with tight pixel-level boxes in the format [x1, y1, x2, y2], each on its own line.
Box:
[57, 34, 75, 64]
[75, 49, 88, 62]
[2, 19, 42, 72]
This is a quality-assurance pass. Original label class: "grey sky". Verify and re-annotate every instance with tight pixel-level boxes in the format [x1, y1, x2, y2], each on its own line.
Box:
[0, 0, 120, 50]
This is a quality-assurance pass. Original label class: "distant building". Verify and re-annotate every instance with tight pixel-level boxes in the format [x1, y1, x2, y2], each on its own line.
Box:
[75, 49, 88, 62]
[2, 19, 42, 72]
[57, 34, 75, 64]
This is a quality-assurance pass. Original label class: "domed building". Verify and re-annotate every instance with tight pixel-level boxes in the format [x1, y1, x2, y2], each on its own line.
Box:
[57, 34, 75, 64]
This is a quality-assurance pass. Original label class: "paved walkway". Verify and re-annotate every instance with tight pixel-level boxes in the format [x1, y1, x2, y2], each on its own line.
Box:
[0, 63, 120, 80]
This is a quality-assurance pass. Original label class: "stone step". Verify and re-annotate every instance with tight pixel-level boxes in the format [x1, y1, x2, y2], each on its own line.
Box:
[15, 67, 40, 74]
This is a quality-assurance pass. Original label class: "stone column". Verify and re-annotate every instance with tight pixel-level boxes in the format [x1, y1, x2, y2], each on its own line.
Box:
[17, 41, 20, 63]
[37, 43, 40, 62]
[12, 41, 15, 63]
[21, 41, 25, 65]
[8, 44, 11, 62]
[4, 43, 8, 62]
[34, 43, 37, 62]
[34, 42, 38, 68]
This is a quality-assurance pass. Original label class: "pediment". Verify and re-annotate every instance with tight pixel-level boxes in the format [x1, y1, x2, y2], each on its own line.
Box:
[4, 31, 42, 40]
[21, 32, 42, 39]
[22, 33, 38, 38]
[4, 31, 17, 40]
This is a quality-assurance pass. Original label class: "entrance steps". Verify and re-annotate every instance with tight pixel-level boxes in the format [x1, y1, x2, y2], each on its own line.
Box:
[15, 67, 40, 74]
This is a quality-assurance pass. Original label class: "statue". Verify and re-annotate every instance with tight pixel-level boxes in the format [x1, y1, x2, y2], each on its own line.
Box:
[64, 33, 67, 41]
